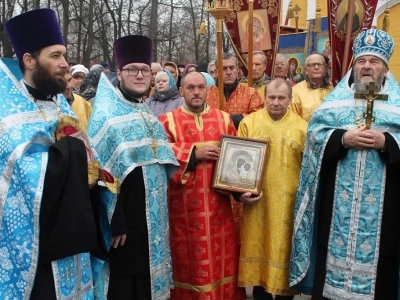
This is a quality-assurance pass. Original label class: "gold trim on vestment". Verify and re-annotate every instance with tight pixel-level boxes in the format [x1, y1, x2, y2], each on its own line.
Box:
[173, 274, 237, 292]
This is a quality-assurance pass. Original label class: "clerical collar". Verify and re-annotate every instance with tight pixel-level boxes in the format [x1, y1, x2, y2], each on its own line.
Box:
[182, 101, 207, 113]
[24, 81, 54, 101]
[118, 84, 142, 103]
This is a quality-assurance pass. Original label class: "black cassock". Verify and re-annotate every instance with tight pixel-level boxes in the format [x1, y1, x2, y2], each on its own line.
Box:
[106, 167, 152, 300]
[30, 136, 107, 299]
[311, 129, 400, 300]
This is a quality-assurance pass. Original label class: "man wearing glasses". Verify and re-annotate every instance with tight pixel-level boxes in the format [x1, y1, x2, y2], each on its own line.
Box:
[87, 35, 178, 300]
[291, 54, 332, 122]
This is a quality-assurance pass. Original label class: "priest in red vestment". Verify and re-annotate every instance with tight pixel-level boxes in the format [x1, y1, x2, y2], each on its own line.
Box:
[159, 71, 245, 300]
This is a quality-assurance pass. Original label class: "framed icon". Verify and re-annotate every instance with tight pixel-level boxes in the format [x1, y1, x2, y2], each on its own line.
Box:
[212, 135, 268, 195]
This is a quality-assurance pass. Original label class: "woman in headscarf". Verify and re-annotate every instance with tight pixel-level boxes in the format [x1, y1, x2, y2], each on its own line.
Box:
[145, 70, 184, 117]
[182, 63, 197, 76]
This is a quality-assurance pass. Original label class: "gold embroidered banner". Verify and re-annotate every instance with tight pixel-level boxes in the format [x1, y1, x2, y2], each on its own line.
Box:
[224, 0, 282, 76]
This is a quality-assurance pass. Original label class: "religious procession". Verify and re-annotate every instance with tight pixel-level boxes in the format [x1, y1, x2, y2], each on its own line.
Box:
[0, 0, 399, 299]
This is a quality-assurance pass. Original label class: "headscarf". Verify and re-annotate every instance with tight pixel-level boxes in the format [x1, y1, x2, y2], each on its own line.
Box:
[155, 70, 176, 92]
[183, 64, 197, 76]
[201, 72, 215, 86]
[153, 70, 179, 101]
[79, 68, 103, 101]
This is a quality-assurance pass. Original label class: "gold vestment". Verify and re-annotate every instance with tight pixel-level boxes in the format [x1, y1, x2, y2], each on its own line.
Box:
[237, 109, 307, 295]
[291, 80, 333, 122]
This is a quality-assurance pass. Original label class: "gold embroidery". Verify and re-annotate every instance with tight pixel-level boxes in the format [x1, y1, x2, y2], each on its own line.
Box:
[173, 275, 238, 293]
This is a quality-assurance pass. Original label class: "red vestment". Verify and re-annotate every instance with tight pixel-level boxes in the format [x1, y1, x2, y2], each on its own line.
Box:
[206, 83, 264, 115]
[206, 84, 264, 240]
[159, 105, 245, 300]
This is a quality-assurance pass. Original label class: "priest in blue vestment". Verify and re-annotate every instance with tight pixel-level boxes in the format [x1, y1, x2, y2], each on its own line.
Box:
[1, 8, 117, 299]
[290, 29, 400, 300]
[87, 35, 178, 300]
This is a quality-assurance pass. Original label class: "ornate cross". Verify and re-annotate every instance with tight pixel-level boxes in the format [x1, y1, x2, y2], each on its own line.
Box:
[293, 4, 301, 32]
[354, 81, 388, 129]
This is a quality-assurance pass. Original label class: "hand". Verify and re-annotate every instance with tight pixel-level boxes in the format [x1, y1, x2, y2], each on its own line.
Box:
[365, 129, 385, 150]
[239, 192, 263, 204]
[343, 127, 374, 149]
[195, 145, 220, 161]
[112, 234, 126, 248]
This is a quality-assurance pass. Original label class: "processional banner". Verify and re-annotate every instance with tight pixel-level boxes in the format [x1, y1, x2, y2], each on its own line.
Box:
[224, 0, 282, 76]
[328, 0, 379, 85]
[277, 32, 307, 81]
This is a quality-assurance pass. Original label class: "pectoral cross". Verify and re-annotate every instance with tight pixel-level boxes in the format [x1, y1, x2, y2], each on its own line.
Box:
[152, 139, 158, 158]
[354, 82, 388, 129]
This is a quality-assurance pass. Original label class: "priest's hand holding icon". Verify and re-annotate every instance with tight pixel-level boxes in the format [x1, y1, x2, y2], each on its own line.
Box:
[239, 191, 263, 204]
[195, 145, 220, 161]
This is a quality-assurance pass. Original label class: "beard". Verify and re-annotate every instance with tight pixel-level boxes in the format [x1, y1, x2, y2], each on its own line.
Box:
[354, 70, 385, 93]
[32, 61, 67, 95]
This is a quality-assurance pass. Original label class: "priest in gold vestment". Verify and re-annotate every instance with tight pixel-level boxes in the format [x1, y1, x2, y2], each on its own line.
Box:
[291, 54, 332, 122]
[235, 78, 307, 299]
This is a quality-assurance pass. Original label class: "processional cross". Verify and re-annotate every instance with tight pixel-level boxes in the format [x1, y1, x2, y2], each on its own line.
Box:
[354, 81, 388, 129]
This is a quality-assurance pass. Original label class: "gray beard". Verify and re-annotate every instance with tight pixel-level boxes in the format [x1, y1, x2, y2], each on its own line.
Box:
[354, 72, 385, 93]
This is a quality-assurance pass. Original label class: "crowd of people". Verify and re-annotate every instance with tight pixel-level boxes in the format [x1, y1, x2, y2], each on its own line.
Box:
[0, 7, 399, 300]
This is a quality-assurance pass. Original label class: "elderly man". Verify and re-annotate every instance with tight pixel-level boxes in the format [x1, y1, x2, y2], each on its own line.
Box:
[274, 53, 296, 86]
[241, 50, 271, 97]
[159, 71, 244, 299]
[88, 35, 178, 300]
[206, 52, 264, 239]
[291, 53, 332, 121]
[207, 59, 217, 80]
[290, 29, 400, 299]
[2, 8, 115, 299]
[206, 53, 264, 128]
[235, 78, 307, 300]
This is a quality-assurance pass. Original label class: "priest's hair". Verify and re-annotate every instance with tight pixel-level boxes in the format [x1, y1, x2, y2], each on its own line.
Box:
[265, 77, 292, 98]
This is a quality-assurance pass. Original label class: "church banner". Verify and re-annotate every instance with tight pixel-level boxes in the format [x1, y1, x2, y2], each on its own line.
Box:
[328, 0, 379, 85]
[277, 32, 307, 82]
[224, 0, 281, 76]
[305, 17, 330, 57]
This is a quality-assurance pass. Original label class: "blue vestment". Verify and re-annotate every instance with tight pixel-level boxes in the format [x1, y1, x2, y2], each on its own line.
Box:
[290, 71, 400, 299]
[88, 74, 179, 300]
[0, 58, 114, 299]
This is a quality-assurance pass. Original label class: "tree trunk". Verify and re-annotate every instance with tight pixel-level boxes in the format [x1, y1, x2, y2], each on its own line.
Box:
[148, 0, 158, 61]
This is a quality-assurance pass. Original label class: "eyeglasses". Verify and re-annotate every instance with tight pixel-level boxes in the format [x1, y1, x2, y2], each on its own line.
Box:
[121, 67, 151, 77]
[274, 62, 287, 67]
[306, 62, 326, 68]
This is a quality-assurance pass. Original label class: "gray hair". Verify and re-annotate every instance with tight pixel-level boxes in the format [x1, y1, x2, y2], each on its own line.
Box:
[207, 60, 215, 73]
[253, 50, 267, 65]
[215, 53, 238, 68]
[275, 53, 288, 66]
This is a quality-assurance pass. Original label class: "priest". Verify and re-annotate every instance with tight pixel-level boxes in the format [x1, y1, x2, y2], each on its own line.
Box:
[290, 29, 400, 299]
[2, 8, 116, 299]
[235, 78, 307, 300]
[159, 71, 245, 299]
[88, 35, 179, 300]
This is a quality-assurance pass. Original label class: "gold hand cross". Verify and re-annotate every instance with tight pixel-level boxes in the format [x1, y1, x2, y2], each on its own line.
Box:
[354, 81, 388, 129]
